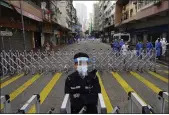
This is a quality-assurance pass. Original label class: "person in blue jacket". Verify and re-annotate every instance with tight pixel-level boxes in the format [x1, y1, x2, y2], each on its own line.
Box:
[146, 40, 153, 56]
[119, 39, 124, 51]
[136, 41, 143, 56]
[113, 39, 119, 52]
[155, 39, 162, 60]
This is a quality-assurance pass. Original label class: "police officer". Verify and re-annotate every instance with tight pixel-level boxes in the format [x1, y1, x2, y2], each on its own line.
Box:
[64, 52, 101, 114]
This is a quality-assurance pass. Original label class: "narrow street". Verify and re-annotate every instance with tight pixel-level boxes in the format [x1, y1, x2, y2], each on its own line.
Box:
[1, 40, 168, 113]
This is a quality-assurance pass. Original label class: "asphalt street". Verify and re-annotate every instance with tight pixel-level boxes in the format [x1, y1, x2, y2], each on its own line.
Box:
[0, 39, 168, 113]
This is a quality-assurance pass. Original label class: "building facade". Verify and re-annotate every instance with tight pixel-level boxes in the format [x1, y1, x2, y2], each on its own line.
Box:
[0, 0, 77, 51]
[74, 3, 87, 32]
[98, 0, 116, 42]
[93, 3, 100, 31]
[115, 0, 169, 46]
[88, 13, 94, 35]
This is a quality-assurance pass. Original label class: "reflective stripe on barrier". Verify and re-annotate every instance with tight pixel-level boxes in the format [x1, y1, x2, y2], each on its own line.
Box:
[158, 91, 168, 113]
[128, 91, 152, 114]
[17, 94, 40, 113]
[111, 106, 120, 114]
[97, 93, 107, 113]
[0, 95, 11, 113]
[60, 94, 70, 114]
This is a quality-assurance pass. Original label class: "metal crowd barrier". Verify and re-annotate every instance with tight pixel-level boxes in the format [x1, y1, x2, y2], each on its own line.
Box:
[60, 94, 70, 113]
[128, 91, 154, 114]
[0, 49, 158, 78]
[97, 93, 107, 113]
[0, 95, 11, 113]
[158, 91, 168, 113]
[2, 91, 168, 113]
[60, 93, 107, 114]
[17, 94, 40, 113]
[112, 106, 120, 114]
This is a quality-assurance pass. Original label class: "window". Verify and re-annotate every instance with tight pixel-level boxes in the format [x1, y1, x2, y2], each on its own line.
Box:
[113, 36, 119, 40]
[121, 35, 129, 42]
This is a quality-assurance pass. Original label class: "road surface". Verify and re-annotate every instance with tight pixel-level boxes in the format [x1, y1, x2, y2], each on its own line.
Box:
[1, 40, 168, 113]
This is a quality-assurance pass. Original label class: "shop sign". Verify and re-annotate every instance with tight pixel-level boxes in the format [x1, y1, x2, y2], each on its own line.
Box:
[43, 9, 51, 22]
[0, 31, 13, 36]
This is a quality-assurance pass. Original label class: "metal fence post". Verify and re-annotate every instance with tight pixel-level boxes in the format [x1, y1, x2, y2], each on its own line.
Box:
[1, 95, 12, 113]
[158, 91, 168, 113]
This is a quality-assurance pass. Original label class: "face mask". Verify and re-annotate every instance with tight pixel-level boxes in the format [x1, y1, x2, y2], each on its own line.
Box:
[77, 65, 88, 78]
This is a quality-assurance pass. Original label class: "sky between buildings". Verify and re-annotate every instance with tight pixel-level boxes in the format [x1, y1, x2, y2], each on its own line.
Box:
[73, 1, 98, 19]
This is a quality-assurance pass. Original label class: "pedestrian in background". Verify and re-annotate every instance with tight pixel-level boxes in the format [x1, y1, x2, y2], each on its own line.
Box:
[45, 42, 50, 52]
[161, 38, 168, 56]
[155, 39, 162, 60]
[160, 38, 163, 56]
[113, 39, 119, 53]
[146, 40, 153, 56]
[136, 41, 143, 57]
[119, 39, 124, 51]
[121, 42, 129, 56]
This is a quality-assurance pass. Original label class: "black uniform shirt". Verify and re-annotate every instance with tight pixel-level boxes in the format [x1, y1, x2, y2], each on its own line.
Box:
[64, 69, 101, 109]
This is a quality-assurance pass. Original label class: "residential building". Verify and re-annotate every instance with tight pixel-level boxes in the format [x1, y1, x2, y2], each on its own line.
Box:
[98, 0, 116, 42]
[93, 3, 99, 31]
[74, 3, 87, 32]
[0, 0, 77, 51]
[88, 13, 94, 35]
[98, 1, 105, 32]
[82, 18, 88, 33]
[115, 0, 169, 45]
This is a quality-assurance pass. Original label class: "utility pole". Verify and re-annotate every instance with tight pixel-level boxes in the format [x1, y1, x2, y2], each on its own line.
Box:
[20, 0, 26, 50]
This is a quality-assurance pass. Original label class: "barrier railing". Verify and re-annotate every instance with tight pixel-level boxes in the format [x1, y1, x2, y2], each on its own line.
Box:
[158, 91, 168, 113]
[0, 49, 157, 78]
[60, 94, 71, 113]
[17, 94, 40, 113]
[2, 91, 168, 113]
[112, 106, 120, 114]
[97, 93, 107, 113]
[128, 91, 154, 114]
[0, 95, 11, 113]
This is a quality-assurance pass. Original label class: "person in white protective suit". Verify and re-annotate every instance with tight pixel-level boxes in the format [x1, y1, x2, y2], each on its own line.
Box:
[121, 42, 129, 55]
[161, 38, 168, 56]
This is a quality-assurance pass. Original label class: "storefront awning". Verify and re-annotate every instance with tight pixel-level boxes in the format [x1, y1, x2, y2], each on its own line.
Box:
[14, 6, 43, 22]
[0, 1, 13, 9]
[128, 24, 168, 34]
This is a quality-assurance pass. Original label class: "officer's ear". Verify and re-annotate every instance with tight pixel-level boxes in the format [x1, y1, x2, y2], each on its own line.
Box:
[74, 62, 78, 69]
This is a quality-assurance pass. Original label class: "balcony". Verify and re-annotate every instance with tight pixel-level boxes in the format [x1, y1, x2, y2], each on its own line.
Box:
[26, 0, 41, 9]
[116, 0, 129, 5]
[137, 0, 161, 12]
[5, 0, 42, 21]
[136, 0, 168, 20]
